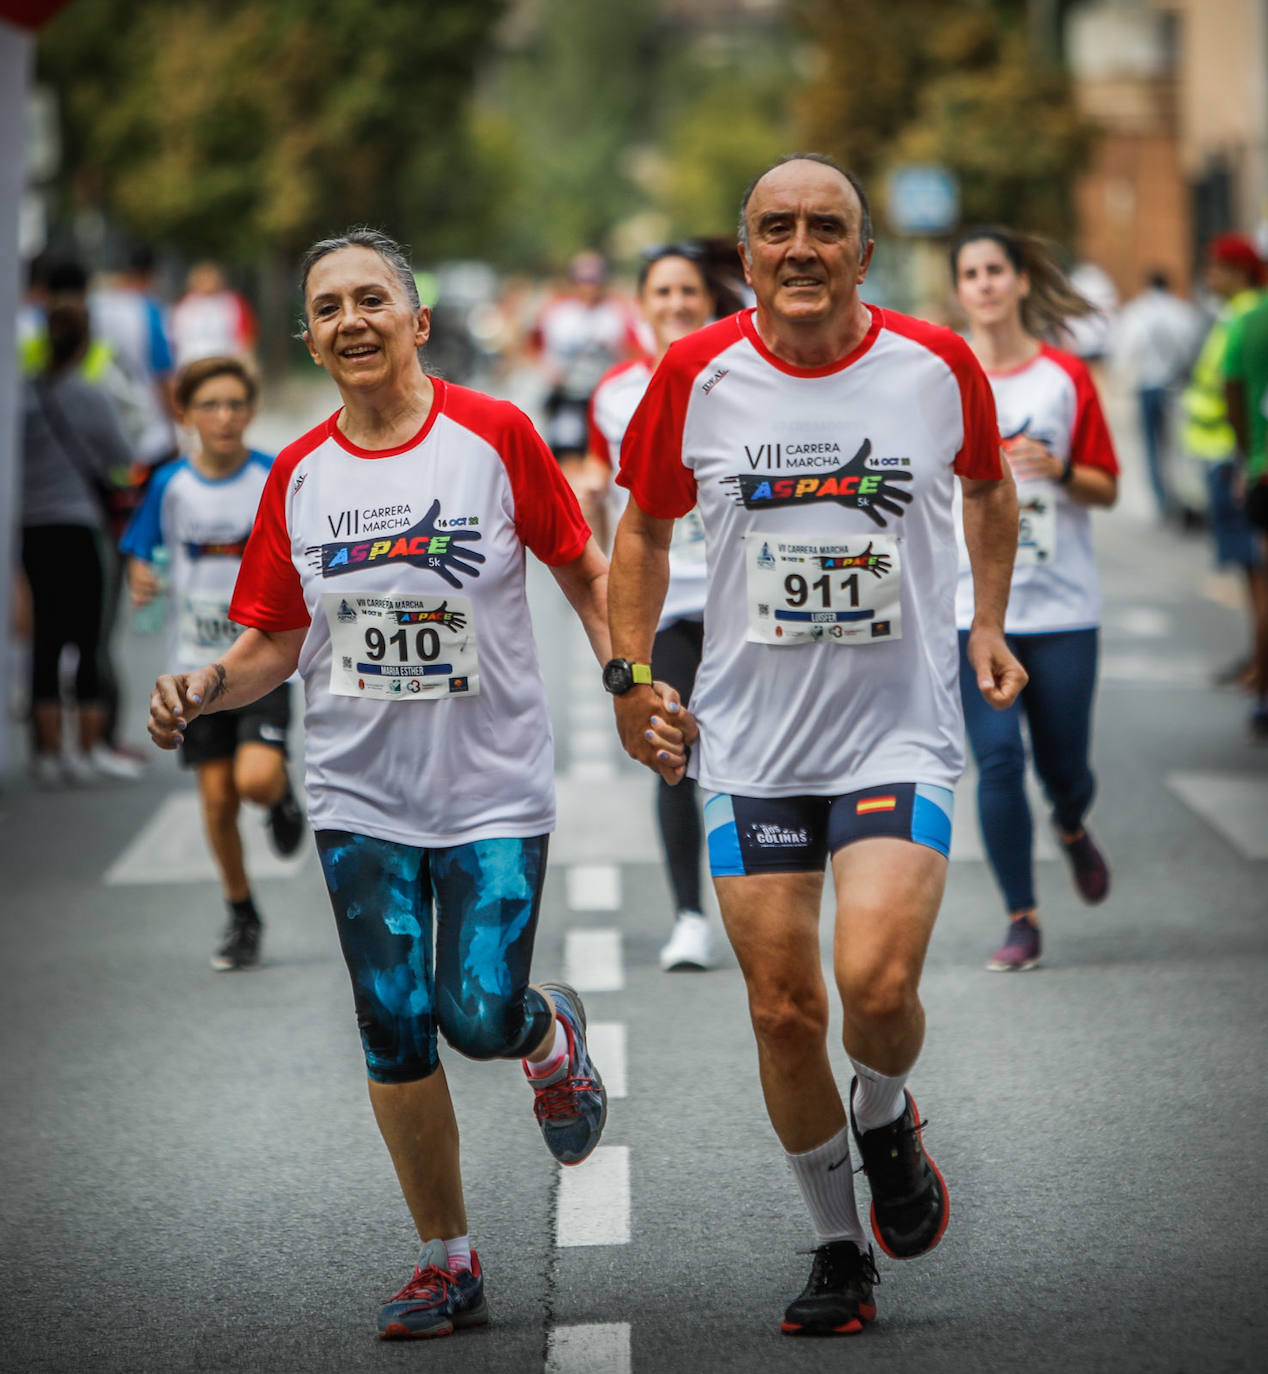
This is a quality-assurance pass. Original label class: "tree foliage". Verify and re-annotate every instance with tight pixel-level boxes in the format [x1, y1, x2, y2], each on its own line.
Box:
[38, 0, 507, 263]
[794, 0, 1092, 240]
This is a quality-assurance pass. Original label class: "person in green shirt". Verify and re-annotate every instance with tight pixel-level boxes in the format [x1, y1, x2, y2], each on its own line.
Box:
[1180, 233, 1266, 691]
[1223, 289, 1268, 739]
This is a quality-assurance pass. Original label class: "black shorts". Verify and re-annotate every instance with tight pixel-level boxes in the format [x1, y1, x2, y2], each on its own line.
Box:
[1246, 477, 1268, 535]
[704, 783, 954, 876]
[180, 684, 292, 768]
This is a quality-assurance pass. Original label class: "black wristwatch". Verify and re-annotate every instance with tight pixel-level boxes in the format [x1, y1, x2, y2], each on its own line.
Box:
[1057, 456, 1075, 486]
[602, 658, 653, 695]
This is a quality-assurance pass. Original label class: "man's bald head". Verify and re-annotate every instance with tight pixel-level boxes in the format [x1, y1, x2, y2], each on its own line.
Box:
[738, 154, 872, 262]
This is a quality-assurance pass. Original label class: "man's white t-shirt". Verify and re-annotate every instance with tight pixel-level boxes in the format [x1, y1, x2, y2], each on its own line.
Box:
[230, 380, 590, 847]
[618, 306, 1003, 799]
[120, 451, 272, 674]
[588, 356, 708, 628]
[954, 344, 1119, 635]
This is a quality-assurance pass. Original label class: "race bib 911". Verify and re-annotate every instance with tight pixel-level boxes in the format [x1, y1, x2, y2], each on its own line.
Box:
[745, 532, 903, 646]
[323, 592, 480, 700]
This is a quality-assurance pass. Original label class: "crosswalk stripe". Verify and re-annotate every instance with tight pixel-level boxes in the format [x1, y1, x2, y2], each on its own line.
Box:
[566, 864, 622, 910]
[546, 1322, 632, 1373]
[1166, 771, 1268, 859]
[564, 928, 624, 991]
[556, 1146, 630, 1247]
[585, 1022, 627, 1099]
[103, 791, 307, 886]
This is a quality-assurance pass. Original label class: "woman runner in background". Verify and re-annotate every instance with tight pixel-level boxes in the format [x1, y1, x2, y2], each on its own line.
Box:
[122, 357, 304, 971]
[146, 229, 684, 1340]
[951, 226, 1119, 971]
[587, 243, 730, 971]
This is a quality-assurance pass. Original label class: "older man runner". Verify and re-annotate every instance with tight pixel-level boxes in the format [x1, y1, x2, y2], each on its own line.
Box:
[607, 154, 1025, 1337]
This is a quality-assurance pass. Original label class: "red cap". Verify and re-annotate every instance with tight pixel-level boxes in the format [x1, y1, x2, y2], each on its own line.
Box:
[1208, 232, 1266, 286]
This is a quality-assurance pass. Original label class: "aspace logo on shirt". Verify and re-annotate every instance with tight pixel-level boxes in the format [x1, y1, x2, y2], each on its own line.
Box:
[306, 498, 485, 589]
[183, 533, 251, 560]
[721, 439, 913, 528]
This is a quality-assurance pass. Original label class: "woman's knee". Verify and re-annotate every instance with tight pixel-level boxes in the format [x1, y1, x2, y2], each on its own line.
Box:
[437, 991, 544, 1062]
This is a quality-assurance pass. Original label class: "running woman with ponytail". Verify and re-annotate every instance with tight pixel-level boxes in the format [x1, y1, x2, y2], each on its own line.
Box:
[951, 227, 1119, 971]
[588, 243, 737, 971]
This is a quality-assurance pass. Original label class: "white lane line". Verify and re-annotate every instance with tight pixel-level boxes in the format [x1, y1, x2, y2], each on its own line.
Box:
[104, 791, 308, 885]
[546, 1323, 632, 1374]
[572, 697, 610, 725]
[1100, 654, 1209, 688]
[1166, 772, 1268, 859]
[1107, 606, 1173, 638]
[572, 728, 615, 759]
[566, 864, 622, 911]
[564, 928, 624, 991]
[585, 1022, 627, 1099]
[556, 1146, 630, 1247]
[567, 758, 617, 783]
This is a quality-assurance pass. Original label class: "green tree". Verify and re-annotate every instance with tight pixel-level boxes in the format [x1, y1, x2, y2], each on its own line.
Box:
[794, 0, 1091, 240]
[38, 0, 507, 264]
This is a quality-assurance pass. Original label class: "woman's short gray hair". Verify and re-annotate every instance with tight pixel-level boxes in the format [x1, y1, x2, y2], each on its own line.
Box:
[297, 227, 420, 332]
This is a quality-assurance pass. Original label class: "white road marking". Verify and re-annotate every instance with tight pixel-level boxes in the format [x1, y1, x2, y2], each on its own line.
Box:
[585, 1022, 627, 1099]
[1166, 772, 1268, 859]
[1107, 606, 1173, 638]
[566, 758, 617, 783]
[104, 791, 308, 886]
[1100, 654, 1209, 688]
[572, 696, 610, 725]
[552, 781, 657, 862]
[572, 728, 615, 760]
[564, 928, 624, 991]
[546, 1322, 632, 1374]
[556, 1146, 630, 1247]
[566, 864, 622, 911]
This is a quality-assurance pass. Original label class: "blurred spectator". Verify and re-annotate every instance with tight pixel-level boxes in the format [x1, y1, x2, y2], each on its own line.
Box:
[170, 261, 257, 368]
[1111, 270, 1205, 518]
[531, 251, 641, 470]
[1180, 232, 1267, 689]
[1060, 260, 1118, 363]
[1222, 290, 1268, 737]
[20, 304, 141, 785]
[89, 245, 179, 468]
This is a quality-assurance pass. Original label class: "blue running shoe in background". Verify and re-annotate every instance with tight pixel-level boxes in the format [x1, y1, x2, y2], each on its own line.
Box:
[378, 1238, 488, 1341]
[527, 981, 607, 1165]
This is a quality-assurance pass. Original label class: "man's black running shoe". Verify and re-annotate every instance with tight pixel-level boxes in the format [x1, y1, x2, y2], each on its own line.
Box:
[781, 1239, 878, 1336]
[850, 1081, 948, 1259]
[211, 910, 262, 971]
[267, 784, 305, 857]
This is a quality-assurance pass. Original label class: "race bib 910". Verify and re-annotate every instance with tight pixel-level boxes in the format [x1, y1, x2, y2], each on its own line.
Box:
[323, 592, 480, 700]
[744, 532, 903, 646]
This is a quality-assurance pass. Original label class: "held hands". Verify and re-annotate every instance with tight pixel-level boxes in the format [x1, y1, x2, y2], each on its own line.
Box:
[147, 663, 224, 749]
[1003, 435, 1061, 484]
[613, 681, 700, 784]
[966, 625, 1027, 711]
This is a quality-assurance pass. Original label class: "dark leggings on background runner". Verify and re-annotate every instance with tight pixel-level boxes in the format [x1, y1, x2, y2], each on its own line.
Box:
[652, 616, 705, 915]
[958, 627, 1099, 914]
[21, 524, 104, 704]
[315, 830, 554, 1084]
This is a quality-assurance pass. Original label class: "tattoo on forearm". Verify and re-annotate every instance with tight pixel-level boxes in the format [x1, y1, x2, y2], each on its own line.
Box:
[207, 663, 228, 705]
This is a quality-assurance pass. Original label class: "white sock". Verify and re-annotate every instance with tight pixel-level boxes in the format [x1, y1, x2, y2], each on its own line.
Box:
[785, 1124, 867, 1248]
[848, 1057, 909, 1133]
[524, 1018, 567, 1078]
[443, 1234, 472, 1272]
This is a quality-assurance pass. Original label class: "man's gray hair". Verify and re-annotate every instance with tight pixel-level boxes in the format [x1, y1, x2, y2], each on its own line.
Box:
[297, 227, 421, 329]
[737, 153, 873, 262]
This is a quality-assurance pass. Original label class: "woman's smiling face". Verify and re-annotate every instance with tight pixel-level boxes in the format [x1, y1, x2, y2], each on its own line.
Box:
[303, 245, 430, 393]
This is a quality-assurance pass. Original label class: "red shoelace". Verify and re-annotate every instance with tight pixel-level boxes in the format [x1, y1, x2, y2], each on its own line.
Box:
[531, 1075, 596, 1122]
[389, 1263, 455, 1305]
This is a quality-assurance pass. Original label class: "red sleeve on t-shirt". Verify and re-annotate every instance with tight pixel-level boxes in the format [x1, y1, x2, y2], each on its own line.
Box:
[617, 315, 744, 520]
[879, 310, 1004, 480]
[228, 421, 326, 632]
[444, 385, 591, 567]
[1043, 345, 1120, 475]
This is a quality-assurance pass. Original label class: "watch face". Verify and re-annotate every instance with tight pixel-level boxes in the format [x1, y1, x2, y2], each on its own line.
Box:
[603, 659, 632, 695]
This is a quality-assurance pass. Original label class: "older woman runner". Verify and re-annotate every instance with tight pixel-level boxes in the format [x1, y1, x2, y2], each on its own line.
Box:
[951, 226, 1119, 971]
[147, 229, 685, 1340]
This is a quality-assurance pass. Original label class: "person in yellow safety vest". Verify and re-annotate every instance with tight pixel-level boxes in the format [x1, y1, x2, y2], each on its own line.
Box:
[1180, 233, 1267, 691]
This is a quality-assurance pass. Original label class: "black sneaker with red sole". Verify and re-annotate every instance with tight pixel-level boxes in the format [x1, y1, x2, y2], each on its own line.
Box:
[850, 1083, 949, 1260]
[781, 1239, 878, 1337]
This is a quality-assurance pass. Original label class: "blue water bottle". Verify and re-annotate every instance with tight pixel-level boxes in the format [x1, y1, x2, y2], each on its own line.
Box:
[133, 546, 169, 636]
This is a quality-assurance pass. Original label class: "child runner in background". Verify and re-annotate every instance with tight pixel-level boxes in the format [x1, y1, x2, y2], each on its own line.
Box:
[122, 357, 304, 970]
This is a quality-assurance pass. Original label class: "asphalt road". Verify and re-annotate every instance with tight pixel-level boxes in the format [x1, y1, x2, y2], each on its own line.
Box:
[2, 383, 1266, 1373]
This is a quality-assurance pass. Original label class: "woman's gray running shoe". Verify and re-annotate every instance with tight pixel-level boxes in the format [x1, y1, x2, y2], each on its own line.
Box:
[527, 982, 607, 1165]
